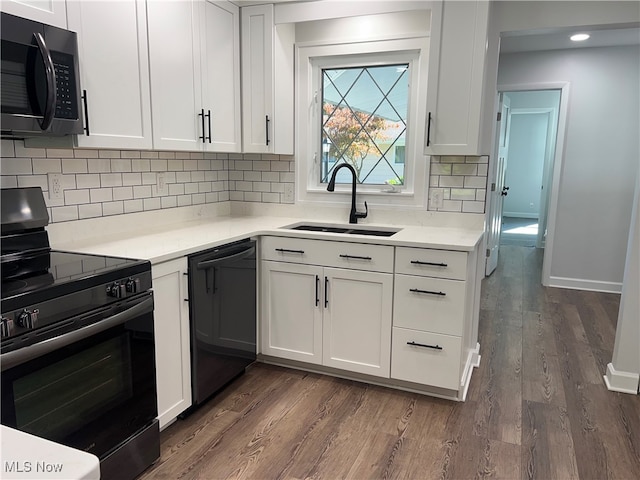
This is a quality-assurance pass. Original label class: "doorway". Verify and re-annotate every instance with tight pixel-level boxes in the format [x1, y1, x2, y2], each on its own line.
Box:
[499, 90, 561, 248]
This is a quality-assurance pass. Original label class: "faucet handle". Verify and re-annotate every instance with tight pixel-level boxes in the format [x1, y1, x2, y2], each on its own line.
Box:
[355, 201, 368, 220]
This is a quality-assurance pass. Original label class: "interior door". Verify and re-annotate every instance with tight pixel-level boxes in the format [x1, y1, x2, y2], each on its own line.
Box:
[485, 93, 511, 275]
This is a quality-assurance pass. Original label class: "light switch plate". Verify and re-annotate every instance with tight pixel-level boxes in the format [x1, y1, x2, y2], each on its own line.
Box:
[284, 184, 294, 203]
[430, 188, 444, 209]
[48, 173, 63, 200]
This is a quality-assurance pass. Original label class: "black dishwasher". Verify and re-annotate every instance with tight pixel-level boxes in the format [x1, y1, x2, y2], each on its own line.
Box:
[187, 238, 256, 409]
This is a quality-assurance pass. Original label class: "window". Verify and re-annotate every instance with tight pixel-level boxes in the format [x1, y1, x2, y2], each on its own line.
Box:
[296, 38, 430, 208]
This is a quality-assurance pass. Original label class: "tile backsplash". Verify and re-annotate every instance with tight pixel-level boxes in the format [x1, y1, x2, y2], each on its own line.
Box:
[0, 139, 486, 222]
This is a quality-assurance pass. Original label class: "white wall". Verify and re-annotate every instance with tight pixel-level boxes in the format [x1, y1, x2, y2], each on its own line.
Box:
[498, 45, 640, 290]
[503, 112, 547, 218]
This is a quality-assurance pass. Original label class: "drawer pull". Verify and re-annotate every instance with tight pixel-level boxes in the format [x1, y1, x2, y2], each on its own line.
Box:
[339, 254, 372, 261]
[407, 341, 443, 350]
[275, 248, 305, 254]
[315, 275, 320, 307]
[410, 260, 448, 267]
[409, 288, 446, 296]
[324, 276, 329, 308]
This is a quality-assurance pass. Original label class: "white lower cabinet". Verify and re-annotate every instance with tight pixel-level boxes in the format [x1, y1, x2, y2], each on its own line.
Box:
[260, 237, 393, 379]
[151, 258, 192, 430]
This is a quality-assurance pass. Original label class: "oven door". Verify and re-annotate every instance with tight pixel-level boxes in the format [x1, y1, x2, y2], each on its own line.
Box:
[0, 292, 157, 460]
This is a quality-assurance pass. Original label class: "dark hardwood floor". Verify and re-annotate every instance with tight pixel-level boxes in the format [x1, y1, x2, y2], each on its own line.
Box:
[140, 245, 640, 480]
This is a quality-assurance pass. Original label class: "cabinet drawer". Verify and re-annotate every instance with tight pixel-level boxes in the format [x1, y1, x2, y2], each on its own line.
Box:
[395, 247, 467, 280]
[391, 327, 462, 391]
[393, 274, 465, 336]
[261, 236, 394, 273]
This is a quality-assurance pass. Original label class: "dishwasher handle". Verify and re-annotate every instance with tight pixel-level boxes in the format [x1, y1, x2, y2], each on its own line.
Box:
[196, 244, 256, 270]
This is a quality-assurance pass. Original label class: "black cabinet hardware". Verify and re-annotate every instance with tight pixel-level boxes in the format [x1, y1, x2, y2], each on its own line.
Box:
[81, 90, 90, 135]
[206, 109, 211, 143]
[265, 115, 270, 146]
[339, 254, 372, 261]
[275, 248, 304, 254]
[407, 341, 442, 350]
[410, 260, 448, 267]
[198, 109, 206, 142]
[409, 288, 446, 296]
[315, 275, 319, 306]
[501, 186, 510, 196]
[426, 111, 432, 147]
[324, 276, 328, 308]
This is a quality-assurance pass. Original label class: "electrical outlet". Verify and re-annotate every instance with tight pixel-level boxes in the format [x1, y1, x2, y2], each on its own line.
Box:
[430, 188, 444, 209]
[156, 172, 167, 195]
[48, 173, 63, 200]
[283, 184, 294, 203]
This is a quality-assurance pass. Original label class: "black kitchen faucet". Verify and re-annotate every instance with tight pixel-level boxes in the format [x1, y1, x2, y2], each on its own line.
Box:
[326, 163, 368, 224]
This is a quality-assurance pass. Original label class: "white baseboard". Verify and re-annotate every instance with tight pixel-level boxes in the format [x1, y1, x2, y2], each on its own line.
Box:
[503, 212, 539, 219]
[604, 363, 639, 394]
[547, 276, 622, 294]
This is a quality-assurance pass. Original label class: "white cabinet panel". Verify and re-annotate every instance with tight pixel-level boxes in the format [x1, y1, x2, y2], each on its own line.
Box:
[67, 0, 152, 149]
[261, 261, 323, 364]
[152, 258, 192, 430]
[2, 0, 67, 28]
[323, 268, 392, 377]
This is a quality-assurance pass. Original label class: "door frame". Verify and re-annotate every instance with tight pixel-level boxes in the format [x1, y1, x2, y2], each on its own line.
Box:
[490, 81, 570, 286]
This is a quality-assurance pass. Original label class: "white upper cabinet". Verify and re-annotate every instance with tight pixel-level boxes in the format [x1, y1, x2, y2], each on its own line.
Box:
[424, 0, 491, 156]
[241, 4, 294, 154]
[147, 0, 241, 152]
[67, 0, 153, 150]
[1, 0, 67, 28]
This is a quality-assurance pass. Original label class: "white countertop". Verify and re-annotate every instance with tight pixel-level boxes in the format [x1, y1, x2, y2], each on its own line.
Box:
[56, 214, 485, 263]
[1, 426, 100, 480]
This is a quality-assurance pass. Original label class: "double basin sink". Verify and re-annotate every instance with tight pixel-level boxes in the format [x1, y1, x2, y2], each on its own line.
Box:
[282, 222, 401, 237]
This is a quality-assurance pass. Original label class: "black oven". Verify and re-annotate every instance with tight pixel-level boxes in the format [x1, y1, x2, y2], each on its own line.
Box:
[0, 12, 83, 136]
[0, 188, 159, 480]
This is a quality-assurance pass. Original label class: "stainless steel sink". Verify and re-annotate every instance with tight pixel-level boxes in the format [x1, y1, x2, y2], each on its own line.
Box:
[283, 223, 400, 237]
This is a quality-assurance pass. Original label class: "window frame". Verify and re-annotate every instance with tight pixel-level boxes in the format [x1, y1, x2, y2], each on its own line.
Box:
[296, 37, 431, 209]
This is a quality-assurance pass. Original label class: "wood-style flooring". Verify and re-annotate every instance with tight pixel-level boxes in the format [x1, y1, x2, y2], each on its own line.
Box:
[140, 246, 640, 480]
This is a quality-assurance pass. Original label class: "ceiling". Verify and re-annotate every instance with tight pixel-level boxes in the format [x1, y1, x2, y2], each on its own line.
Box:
[500, 27, 640, 54]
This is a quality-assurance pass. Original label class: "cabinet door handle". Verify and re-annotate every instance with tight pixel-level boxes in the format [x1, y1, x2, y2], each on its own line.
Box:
[275, 248, 304, 254]
[407, 341, 442, 350]
[206, 109, 211, 143]
[426, 111, 432, 147]
[81, 89, 90, 136]
[324, 276, 329, 308]
[265, 115, 270, 146]
[339, 254, 372, 261]
[410, 260, 448, 267]
[409, 288, 446, 297]
[198, 108, 206, 143]
[315, 275, 319, 307]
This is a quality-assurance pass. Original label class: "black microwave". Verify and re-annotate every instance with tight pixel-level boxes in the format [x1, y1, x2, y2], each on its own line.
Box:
[0, 12, 83, 137]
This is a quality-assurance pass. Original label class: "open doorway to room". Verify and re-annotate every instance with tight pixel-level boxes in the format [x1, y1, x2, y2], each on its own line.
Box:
[498, 89, 562, 248]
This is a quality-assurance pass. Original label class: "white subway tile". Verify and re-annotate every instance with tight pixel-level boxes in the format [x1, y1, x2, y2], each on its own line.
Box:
[161, 196, 177, 208]
[279, 172, 295, 183]
[140, 151, 158, 159]
[65, 189, 90, 205]
[289, 162, 295, 172]
[142, 172, 156, 185]
[1, 176, 18, 188]
[164, 172, 176, 183]
[110, 159, 132, 172]
[62, 158, 88, 173]
[192, 193, 206, 204]
[183, 159, 198, 170]
[253, 182, 270, 192]
[176, 171, 191, 183]
[464, 176, 487, 189]
[236, 160, 252, 171]
[17, 175, 47, 189]
[211, 160, 224, 170]
[229, 191, 243, 201]
[440, 156, 465, 164]
[271, 161, 289, 172]
[159, 151, 175, 159]
[124, 199, 143, 213]
[122, 173, 142, 186]
[191, 171, 205, 182]
[476, 189, 486, 201]
[211, 181, 225, 192]
[51, 205, 78, 222]
[175, 151, 191, 159]
[1, 158, 32, 175]
[190, 152, 204, 160]
[452, 164, 477, 176]
[197, 160, 211, 170]
[33, 158, 62, 174]
[169, 183, 185, 196]
[243, 153, 261, 161]
[150, 159, 168, 171]
[113, 186, 134, 201]
[462, 201, 485, 213]
[217, 170, 228, 181]
[477, 164, 488, 177]
[262, 192, 280, 203]
[60, 174, 77, 190]
[450, 188, 476, 201]
[244, 171, 261, 182]
[143, 197, 161, 210]
[429, 175, 439, 187]
[229, 170, 243, 181]
[261, 154, 279, 161]
[90, 188, 113, 203]
[46, 148, 74, 158]
[134, 185, 152, 198]
[236, 181, 252, 191]
[167, 159, 183, 171]
[205, 192, 219, 203]
[198, 182, 212, 193]
[440, 200, 462, 212]
[439, 176, 464, 188]
[244, 191, 261, 202]
[177, 195, 192, 207]
[122, 150, 140, 159]
[79, 203, 103, 219]
[73, 149, 99, 159]
[184, 183, 198, 194]
[1, 139, 16, 157]
[98, 150, 120, 158]
[103, 201, 124, 216]
[228, 153, 243, 160]
[218, 191, 229, 201]
[262, 171, 279, 182]
[270, 183, 285, 193]
[205, 171, 219, 181]
[100, 173, 123, 187]
[44, 193, 64, 207]
[431, 164, 452, 175]
[253, 161, 270, 171]
[88, 158, 111, 173]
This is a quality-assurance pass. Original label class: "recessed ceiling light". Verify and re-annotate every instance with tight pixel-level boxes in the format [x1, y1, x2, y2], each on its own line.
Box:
[570, 33, 590, 42]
